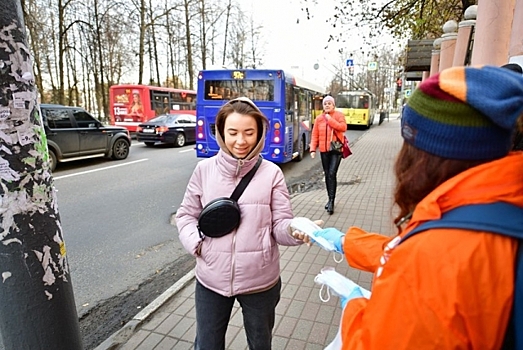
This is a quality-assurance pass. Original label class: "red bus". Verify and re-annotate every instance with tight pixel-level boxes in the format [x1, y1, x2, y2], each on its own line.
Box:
[109, 84, 196, 132]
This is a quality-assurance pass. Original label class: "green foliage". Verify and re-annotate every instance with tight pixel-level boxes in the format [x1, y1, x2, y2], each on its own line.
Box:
[301, 0, 476, 43]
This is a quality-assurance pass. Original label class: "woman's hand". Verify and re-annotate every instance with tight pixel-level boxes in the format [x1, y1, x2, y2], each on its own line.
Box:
[312, 228, 345, 253]
[291, 219, 324, 246]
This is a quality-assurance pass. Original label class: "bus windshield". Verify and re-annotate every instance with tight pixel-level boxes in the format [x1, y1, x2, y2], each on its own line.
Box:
[336, 94, 370, 109]
[204, 80, 275, 101]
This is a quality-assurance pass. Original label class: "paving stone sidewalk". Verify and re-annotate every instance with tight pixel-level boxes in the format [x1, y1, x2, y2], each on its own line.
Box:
[99, 116, 404, 350]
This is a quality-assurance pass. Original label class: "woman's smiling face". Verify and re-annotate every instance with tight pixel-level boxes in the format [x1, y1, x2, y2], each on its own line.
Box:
[224, 112, 258, 159]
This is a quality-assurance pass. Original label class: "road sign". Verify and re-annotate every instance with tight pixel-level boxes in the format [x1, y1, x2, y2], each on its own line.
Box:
[346, 59, 354, 67]
[367, 61, 378, 71]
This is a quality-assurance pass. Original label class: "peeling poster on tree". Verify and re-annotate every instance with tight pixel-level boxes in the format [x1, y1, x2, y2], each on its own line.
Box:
[0, 107, 9, 120]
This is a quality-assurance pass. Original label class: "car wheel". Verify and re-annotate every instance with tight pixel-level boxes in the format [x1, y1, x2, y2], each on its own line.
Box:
[112, 139, 130, 160]
[48, 149, 57, 172]
[144, 142, 155, 147]
[175, 133, 186, 147]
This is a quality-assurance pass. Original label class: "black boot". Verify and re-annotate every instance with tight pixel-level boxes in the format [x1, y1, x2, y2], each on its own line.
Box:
[326, 173, 336, 215]
[327, 200, 334, 215]
[325, 201, 330, 210]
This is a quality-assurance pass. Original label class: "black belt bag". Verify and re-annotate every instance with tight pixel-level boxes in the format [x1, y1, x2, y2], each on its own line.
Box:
[197, 157, 262, 238]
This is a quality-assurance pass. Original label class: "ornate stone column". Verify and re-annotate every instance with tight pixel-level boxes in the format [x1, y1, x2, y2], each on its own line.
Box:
[430, 38, 442, 76]
[471, 0, 516, 65]
[508, 0, 523, 67]
[439, 21, 458, 71]
[452, 5, 477, 66]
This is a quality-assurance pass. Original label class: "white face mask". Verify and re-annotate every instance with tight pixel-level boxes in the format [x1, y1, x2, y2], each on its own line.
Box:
[290, 217, 344, 263]
[314, 267, 371, 303]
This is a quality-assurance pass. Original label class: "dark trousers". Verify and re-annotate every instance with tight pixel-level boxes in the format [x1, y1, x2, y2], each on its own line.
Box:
[194, 278, 281, 350]
[320, 151, 342, 202]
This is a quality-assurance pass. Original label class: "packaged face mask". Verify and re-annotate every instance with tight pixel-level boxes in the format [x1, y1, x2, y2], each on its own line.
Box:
[290, 217, 344, 262]
[314, 267, 371, 303]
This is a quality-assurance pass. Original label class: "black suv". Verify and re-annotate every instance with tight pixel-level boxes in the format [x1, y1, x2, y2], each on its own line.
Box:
[40, 104, 131, 171]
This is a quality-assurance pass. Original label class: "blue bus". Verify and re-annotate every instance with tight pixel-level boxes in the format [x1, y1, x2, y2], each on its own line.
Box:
[195, 69, 325, 163]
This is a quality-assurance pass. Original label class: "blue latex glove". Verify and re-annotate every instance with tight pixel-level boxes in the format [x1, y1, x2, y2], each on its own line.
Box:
[312, 228, 345, 253]
[340, 286, 364, 309]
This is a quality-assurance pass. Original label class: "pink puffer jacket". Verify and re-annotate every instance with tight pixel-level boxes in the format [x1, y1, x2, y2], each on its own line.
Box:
[175, 150, 302, 297]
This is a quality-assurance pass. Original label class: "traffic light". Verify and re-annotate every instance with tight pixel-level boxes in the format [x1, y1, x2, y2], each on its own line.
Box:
[396, 77, 402, 92]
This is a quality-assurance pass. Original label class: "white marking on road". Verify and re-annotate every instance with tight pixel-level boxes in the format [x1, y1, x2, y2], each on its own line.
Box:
[53, 159, 149, 180]
[179, 148, 195, 153]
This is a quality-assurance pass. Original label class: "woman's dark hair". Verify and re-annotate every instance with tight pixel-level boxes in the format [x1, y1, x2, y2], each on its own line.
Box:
[393, 142, 485, 232]
[215, 100, 265, 144]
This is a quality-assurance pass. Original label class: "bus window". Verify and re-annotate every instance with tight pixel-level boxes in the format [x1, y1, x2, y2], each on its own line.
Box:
[285, 84, 293, 111]
[204, 80, 274, 101]
[298, 90, 307, 122]
[335, 95, 352, 109]
[359, 96, 370, 109]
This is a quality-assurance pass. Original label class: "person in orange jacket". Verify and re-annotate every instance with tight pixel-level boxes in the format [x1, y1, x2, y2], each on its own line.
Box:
[310, 95, 347, 214]
[309, 66, 523, 349]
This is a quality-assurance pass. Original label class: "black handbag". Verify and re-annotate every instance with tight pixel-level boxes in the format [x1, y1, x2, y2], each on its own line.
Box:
[197, 157, 262, 238]
[329, 129, 343, 154]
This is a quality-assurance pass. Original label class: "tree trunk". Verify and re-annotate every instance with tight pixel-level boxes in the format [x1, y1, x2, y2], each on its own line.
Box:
[200, 0, 207, 69]
[0, 2, 82, 349]
[184, 0, 195, 89]
[222, 0, 232, 66]
[58, 0, 65, 104]
[138, 0, 146, 84]
[94, 1, 108, 121]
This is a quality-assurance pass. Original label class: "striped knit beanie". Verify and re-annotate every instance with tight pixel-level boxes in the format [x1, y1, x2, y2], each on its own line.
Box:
[401, 65, 523, 160]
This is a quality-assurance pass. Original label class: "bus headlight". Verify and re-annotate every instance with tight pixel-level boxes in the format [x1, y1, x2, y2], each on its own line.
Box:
[274, 148, 280, 155]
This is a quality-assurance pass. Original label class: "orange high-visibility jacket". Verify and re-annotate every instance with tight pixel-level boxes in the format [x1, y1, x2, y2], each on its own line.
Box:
[310, 111, 347, 153]
[340, 152, 523, 349]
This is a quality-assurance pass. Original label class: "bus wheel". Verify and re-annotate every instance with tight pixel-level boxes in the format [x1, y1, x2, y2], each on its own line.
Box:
[295, 136, 305, 162]
[175, 133, 186, 147]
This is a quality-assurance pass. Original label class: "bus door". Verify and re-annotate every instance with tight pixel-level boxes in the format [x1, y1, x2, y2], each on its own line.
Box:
[293, 87, 301, 153]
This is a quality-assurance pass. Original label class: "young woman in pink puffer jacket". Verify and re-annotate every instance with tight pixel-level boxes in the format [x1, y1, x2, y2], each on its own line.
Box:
[175, 97, 307, 350]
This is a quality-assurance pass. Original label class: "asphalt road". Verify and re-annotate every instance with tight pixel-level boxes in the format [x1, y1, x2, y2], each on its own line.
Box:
[59, 127, 366, 316]
[0, 125, 369, 349]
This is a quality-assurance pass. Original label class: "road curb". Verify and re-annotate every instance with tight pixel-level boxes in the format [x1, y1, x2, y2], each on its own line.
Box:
[94, 269, 195, 350]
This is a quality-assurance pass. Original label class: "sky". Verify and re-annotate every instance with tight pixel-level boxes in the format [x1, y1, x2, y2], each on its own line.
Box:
[241, 0, 397, 90]
[242, 0, 343, 88]
[244, 0, 370, 86]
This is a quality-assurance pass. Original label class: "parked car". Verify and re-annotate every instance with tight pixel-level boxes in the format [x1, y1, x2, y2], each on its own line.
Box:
[136, 113, 196, 147]
[40, 104, 131, 171]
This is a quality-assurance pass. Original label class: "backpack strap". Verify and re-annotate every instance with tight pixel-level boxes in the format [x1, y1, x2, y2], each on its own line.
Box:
[401, 202, 523, 241]
[400, 202, 523, 350]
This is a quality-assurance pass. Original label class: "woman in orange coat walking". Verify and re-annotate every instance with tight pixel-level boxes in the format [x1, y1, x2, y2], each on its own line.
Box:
[308, 66, 523, 348]
[310, 96, 347, 214]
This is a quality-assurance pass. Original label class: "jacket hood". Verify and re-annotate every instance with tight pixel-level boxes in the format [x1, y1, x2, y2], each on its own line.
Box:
[215, 97, 269, 161]
[404, 152, 523, 232]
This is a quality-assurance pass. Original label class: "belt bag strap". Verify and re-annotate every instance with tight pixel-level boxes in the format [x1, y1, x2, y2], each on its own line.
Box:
[230, 156, 262, 201]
